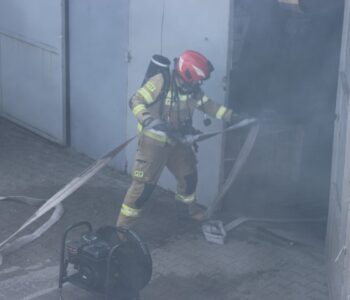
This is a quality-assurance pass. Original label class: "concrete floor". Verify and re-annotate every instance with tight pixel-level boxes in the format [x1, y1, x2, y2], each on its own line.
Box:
[0, 117, 329, 299]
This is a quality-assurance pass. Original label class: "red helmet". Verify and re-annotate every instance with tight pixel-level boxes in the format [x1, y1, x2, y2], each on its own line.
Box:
[176, 50, 214, 84]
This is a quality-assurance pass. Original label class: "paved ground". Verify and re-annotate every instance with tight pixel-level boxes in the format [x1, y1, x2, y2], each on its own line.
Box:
[0, 118, 329, 299]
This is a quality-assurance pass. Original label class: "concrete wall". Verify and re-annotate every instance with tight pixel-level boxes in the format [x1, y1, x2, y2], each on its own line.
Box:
[0, 0, 66, 144]
[127, 0, 232, 206]
[69, 0, 129, 169]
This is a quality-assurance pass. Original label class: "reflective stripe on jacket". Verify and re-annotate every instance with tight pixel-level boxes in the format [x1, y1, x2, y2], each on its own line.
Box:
[129, 73, 233, 143]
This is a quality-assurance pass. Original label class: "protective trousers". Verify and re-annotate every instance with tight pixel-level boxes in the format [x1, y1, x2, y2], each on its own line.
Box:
[117, 135, 198, 228]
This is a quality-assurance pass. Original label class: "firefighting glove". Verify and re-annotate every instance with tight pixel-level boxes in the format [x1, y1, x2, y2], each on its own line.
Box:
[181, 134, 201, 146]
[229, 113, 244, 124]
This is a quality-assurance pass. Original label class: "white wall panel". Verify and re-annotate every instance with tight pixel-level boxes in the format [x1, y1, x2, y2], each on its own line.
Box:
[0, 0, 66, 144]
[69, 0, 129, 169]
[0, 0, 62, 50]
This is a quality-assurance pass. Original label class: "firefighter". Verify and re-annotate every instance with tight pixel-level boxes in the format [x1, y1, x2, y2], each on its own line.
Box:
[117, 50, 241, 228]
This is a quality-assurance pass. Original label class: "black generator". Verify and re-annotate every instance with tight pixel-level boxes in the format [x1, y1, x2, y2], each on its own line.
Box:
[58, 222, 152, 300]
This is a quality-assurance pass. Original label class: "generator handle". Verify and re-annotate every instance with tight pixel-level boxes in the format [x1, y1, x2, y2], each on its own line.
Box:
[58, 221, 93, 288]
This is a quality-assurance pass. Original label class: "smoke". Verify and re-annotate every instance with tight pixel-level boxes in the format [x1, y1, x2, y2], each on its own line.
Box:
[225, 0, 344, 221]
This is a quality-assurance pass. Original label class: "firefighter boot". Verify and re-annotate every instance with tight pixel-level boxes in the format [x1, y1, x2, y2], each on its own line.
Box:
[116, 213, 139, 241]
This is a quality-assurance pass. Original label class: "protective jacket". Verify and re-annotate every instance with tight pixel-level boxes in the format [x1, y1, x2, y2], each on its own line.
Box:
[130, 73, 234, 144]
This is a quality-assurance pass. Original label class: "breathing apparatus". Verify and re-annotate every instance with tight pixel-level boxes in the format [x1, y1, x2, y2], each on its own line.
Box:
[142, 53, 213, 128]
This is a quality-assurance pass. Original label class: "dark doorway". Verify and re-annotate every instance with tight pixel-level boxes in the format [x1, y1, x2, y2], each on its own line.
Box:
[222, 0, 344, 241]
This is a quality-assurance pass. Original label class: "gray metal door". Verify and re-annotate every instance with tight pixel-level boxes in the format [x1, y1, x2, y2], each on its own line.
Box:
[69, 0, 129, 169]
[0, 0, 66, 144]
[326, 1, 350, 299]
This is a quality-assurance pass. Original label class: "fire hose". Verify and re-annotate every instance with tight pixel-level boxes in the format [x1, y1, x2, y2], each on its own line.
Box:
[0, 118, 257, 265]
[0, 136, 137, 266]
